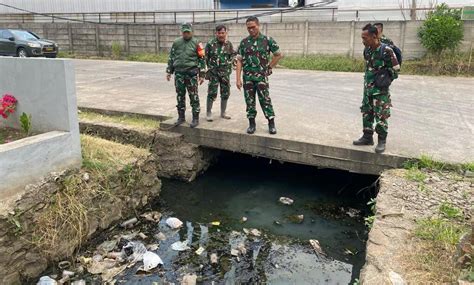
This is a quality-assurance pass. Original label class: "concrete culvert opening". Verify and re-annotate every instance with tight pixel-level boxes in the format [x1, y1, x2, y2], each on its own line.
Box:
[38, 150, 380, 284]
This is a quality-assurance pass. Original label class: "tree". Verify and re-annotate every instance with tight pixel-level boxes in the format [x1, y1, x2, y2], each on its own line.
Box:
[418, 3, 464, 59]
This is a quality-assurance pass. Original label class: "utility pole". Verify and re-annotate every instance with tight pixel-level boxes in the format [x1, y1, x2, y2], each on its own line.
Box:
[410, 0, 416, 20]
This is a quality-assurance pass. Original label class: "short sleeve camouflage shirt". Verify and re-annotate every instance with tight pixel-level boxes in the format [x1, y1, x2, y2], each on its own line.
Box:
[237, 34, 280, 82]
[205, 37, 235, 75]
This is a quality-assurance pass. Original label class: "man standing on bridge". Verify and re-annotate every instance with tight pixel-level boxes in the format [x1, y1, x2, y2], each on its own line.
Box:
[166, 23, 206, 128]
[205, 25, 236, 122]
[236, 16, 283, 135]
[353, 23, 400, 153]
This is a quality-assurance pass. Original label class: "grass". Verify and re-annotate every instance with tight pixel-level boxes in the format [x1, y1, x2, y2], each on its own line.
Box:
[31, 135, 150, 257]
[403, 195, 472, 283]
[439, 202, 463, 220]
[404, 154, 473, 173]
[405, 167, 428, 183]
[81, 135, 149, 176]
[279, 55, 365, 73]
[280, 52, 473, 77]
[126, 53, 169, 63]
[59, 50, 473, 77]
[79, 110, 160, 131]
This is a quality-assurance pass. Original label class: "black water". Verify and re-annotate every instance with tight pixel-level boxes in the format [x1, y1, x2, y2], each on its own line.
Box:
[40, 152, 378, 285]
[153, 152, 377, 284]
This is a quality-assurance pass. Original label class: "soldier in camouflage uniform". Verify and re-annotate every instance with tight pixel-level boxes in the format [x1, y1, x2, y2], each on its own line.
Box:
[166, 23, 206, 128]
[374, 22, 394, 45]
[205, 25, 236, 122]
[236, 16, 283, 135]
[353, 23, 400, 153]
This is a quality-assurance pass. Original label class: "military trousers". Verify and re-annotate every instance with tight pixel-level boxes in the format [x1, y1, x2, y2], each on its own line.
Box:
[243, 79, 275, 119]
[175, 71, 200, 114]
[360, 85, 392, 137]
[208, 72, 231, 101]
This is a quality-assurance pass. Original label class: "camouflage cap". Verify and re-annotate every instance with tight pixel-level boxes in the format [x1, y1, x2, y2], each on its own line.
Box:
[181, 23, 193, 32]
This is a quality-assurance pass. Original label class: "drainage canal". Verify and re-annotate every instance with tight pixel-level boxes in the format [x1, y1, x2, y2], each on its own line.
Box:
[44, 151, 379, 284]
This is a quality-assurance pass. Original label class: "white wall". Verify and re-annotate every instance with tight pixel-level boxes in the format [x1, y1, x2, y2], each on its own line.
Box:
[0, 0, 214, 13]
[0, 58, 82, 195]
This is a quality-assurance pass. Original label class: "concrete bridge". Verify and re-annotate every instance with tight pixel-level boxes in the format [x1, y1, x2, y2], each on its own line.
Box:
[75, 60, 474, 175]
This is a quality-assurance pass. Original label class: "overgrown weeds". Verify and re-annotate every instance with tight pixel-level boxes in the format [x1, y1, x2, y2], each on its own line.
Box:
[31, 135, 150, 258]
[79, 111, 160, 131]
[405, 199, 471, 283]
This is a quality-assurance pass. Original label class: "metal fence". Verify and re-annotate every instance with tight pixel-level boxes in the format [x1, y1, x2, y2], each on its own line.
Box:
[0, 7, 466, 24]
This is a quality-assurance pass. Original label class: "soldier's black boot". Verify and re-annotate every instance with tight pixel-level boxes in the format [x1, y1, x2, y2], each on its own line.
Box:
[206, 99, 213, 122]
[353, 130, 374, 146]
[268, 118, 277, 135]
[221, 99, 231, 119]
[375, 135, 387, 153]
[175, 109, 186, 125]
[190, 112, 199, 128]
[247, 118, 256, 134]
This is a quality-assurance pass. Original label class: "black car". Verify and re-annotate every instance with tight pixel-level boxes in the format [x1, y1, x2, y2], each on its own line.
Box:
[0, 29, 58, 58]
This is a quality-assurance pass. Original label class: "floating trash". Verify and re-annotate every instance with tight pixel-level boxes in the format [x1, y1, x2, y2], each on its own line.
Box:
[182, 273, 197, 285]
[309, 239, 326, 257]
[171, 241, 191, 251]
[166, 217, 183, 229]
[154, 232, 167, 241]
[210, 253, 219, 265]
[195, 246, 205, 255]
[122, 241, 147, 263]
[141, 251, 163, 271]
[279, 197, 294, 205]
[141, 211, 162, 222]
[121, 217, 138, 228]
[250, 229, 262, 237]
[37, 276, 57, 285]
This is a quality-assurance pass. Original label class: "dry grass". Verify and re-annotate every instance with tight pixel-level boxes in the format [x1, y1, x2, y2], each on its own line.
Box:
[81, 135, 149, 176]
[402, 215, 471, 283]
[79, 111, 160, 131]
[31, 135, 150, 258]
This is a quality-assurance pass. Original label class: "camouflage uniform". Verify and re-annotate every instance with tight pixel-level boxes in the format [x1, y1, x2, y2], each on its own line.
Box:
[237, 34, 280, 119]
[361, 44, 400, 137]
[166, 36, 206, 114]
[205, 37, 235, 101]
[380, 35, 394, 46]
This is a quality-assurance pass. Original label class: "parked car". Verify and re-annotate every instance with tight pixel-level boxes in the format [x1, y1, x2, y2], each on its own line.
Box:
[0, 29, 58, 58]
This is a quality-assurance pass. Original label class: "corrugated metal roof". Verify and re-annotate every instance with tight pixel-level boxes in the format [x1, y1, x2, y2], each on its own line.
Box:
[0, 0, 215, 13]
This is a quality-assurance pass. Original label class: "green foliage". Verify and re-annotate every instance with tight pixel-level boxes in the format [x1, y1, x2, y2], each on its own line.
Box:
[364, 215, 375, 229]
[19, 112, 32, 136]
[418, 3, 464, 58]
[364, 198, 377, 229]
[405, 167, 427, 183]
[279, 55, 365, 72]
[439, 202, 463, 219]
[111, 42, 123, 59]
[415, 218, 467, 247]
[126, 53, 169, 63]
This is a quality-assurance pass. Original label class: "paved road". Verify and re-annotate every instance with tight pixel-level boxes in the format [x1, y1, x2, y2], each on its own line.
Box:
[74, 59, 474, 163]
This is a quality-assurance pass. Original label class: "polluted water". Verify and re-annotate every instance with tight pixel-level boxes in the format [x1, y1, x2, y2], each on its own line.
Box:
[37, 152, 377, 284]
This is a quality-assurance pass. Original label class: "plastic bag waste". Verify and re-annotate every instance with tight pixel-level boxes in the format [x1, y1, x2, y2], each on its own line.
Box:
[142, 251, 163, 271]
[37, 276, 57, 285]
[166, 217, 183, 229]
[171, 240, 191, 251]
[279, 197, 294, 205]
[122, 241, 147, 263]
